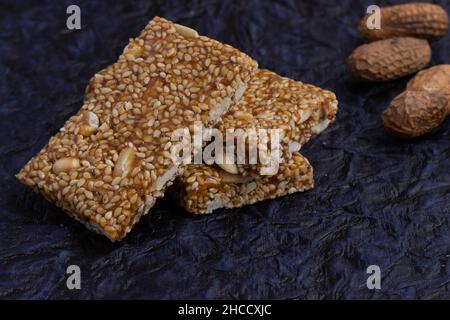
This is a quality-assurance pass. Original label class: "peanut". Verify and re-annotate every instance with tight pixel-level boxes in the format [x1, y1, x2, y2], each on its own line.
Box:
[217, 163, 239, 175]
[233, 111, 254, 121]
[220, 172, 254, 184]
[174, 23, 199, 38]
[53, 157, 80, 174]
[113, 148, 136, 177]
[216, 153, 239, 175]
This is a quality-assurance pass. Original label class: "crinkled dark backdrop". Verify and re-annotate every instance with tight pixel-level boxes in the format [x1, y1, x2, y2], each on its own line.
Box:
[1, 0, 450, 299]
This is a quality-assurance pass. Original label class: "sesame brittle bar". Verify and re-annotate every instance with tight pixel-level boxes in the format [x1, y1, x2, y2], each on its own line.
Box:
[214, 69, 338, 176]
[16, 17, 257, 241]
[175, 152, 314, 214]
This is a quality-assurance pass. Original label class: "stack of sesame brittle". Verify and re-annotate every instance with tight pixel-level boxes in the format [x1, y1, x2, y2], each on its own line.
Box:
[17, 17, 338, 240]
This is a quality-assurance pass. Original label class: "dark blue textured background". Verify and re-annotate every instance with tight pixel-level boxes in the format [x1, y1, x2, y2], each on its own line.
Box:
[1, 0, 450, 299]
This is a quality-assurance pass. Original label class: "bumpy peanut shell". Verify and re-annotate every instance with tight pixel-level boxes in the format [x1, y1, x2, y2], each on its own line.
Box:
[407, 64, 450, 114]
[381, 90, 448, 139]
[347, 37, 431, 82]
[358, 3, 449, 42]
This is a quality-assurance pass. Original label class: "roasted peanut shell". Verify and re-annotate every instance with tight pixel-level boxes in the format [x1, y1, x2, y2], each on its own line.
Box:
[347, 37, 431, 82]
[358, 3, 449, 42]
